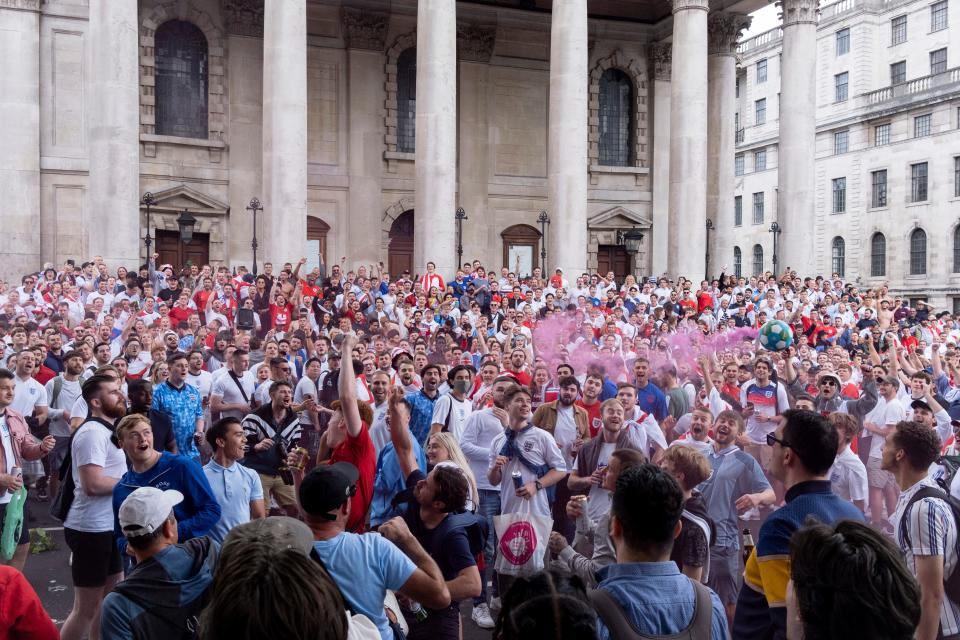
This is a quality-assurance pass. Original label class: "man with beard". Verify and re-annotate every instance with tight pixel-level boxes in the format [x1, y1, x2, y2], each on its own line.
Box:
[783, 355, 877, 425]
[405, 364, 441, 445]
[367, 369, 392, 453]
[393, 357, 421, 394]
[126, 380, 177, 454]
[44, 350, 86, 500]
[151, 352, 204, 462]
[697, 410, 775, 628]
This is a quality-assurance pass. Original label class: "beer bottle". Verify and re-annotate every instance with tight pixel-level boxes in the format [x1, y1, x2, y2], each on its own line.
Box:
[742, 527, 755, 566]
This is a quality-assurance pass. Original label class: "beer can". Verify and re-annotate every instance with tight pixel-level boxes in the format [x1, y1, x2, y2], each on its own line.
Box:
[293, 447, 309, 471]
[511, 470, 523, 489]
[8, 466, 21, 495]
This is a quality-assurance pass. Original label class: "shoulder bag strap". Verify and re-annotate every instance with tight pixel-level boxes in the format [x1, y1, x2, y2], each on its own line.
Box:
[229, 372, 251, 404]
[309, 547, 358, 616]
[588, 589, 641, 640]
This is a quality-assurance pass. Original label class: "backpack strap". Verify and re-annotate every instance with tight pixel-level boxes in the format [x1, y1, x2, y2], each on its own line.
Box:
[688, 580, 714, 639]
[590, 579, 715, 640]
[589, 589, 640, 640]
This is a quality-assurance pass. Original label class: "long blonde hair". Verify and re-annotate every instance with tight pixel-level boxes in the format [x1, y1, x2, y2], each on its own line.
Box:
[427, 432, 480, 510]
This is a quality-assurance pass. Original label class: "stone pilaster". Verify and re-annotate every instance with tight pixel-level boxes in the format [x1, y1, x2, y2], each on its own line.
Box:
[88, 0, 140, 269]
[648, 43, 672, 276]
[668, 0, 710, 280]
[263, 0, 308, 262]
[777, 0, 819, 276]
[548, 0, 589, 276]
[707, 12, 750, 278]
[414, 0, 458, 277]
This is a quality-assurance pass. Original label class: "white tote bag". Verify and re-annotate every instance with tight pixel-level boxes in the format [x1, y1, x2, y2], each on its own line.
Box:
[493, 499, 553, 578]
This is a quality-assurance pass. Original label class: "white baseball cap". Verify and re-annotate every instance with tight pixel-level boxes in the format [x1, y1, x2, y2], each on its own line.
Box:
[119, 487, 183, 538]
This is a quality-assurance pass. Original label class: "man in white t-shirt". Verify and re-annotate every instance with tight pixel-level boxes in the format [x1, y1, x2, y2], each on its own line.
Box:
[863, 375, 906, 529]
[210, 349, 256, 421]
[367, 369, 392, 454]
[430, 364, 475, 443]
[11, 350, 47, 426]
[828, 413, 868, 513]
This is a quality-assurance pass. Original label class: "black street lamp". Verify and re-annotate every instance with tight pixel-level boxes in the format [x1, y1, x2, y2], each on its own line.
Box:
[705, 218, 715, 281]
[141, 192, 156, 259]
[246, 197, 263, 275]
[538, 211, 550, 273]
[177, 209, 197, 245]
[769, 221, 782, 276]
[455, 207, 467, 268]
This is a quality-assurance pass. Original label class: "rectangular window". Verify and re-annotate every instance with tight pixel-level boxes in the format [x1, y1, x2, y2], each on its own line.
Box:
[755, 98, 766, 125]
[931, 48, 948, 74]
[955, 156, 960, 198]
[735, 154, 744, 176]
[755, 149, 767, 171]
[734, 196, 743, 226]
[915, 113, 932, 137]
[753, 192, 765, 224]
[875, 123, 891, 146]
[891, 14, 907, 44]
[834, 130, 849, 154]
[834, 72, 849, 102]
[836, 28, 850, 55]
[890, 60, 906, 85]
[932, 0, 948, 31]
[911, 162, 929, 202]
[735, 76, 740, 99]
[871, 169, 888, 208]
[757, 58, 768, 83]
[832, 177, 847, 213]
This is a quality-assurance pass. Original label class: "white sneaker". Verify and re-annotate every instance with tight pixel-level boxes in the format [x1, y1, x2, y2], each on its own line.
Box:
[471, 603, 495, 629]
[489, 596, 502, 612]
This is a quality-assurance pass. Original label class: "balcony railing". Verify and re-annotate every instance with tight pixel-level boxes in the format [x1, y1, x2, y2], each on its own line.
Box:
[861, 66, 960, 105]
[735, 128, 745, 144]
[737, 26, 783, 54]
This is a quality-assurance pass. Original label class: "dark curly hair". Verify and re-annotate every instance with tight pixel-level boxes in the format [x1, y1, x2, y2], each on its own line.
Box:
[891, 420, 941, 470]
[494, 570, 597, 640]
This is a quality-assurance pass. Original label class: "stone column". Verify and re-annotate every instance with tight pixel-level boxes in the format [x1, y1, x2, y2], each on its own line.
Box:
[263, 0, 307, 263]
[777, 0, 818, 276]
[0, 0, 41, 278]
[342, 8, 387, 268]
[648, 43, 672, 278]
[414, 0, 457, 277]
[87, 0, 140, 268]
[548, 0, 588, 277]
[707, 13, 750, 279]
[668, 0, 710, 280]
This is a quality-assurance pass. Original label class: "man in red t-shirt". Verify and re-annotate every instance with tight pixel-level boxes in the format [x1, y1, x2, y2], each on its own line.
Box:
[576, 373, 604, 437]
[270, 291, 294, 333]
[505, 348, 531, 386]
[324, 334, 375, 532]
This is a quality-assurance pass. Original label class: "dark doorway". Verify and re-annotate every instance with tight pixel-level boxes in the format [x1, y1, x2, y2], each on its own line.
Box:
[389, 210, 414, 277]
[596, 244, 629, 282]
[307, 216, 330, 274]
[157, 229, 210, 271]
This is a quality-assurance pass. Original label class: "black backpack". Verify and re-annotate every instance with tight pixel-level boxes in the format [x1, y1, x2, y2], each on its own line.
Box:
[49, 420, 114, 522]
[899, 483, 960, 604]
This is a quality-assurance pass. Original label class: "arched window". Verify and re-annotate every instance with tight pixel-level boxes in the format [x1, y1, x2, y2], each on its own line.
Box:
[910, 228, 927, 275]
[954, 227, 960, 273]
[155, 20, 208, 139]
[831, 236, 846, 277]
[397, 48, 416, 153]
[733, 246, 742, 278]
[870, 232, 886, 277]
[598, 69, 633, 167]
[752, 244, 764, 276]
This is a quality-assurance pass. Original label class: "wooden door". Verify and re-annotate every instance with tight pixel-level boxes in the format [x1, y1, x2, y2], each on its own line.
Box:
[156, 230, 210, 271]
[596, 244, 629, 282]
[389, 210, 414, 277]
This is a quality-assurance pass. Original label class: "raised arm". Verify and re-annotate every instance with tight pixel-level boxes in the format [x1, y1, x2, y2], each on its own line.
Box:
[388, 387, 418, 480]
[337, 333, 363, 439]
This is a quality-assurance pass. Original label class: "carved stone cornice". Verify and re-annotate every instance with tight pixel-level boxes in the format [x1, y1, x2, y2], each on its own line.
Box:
[669, 0, 710, 14]
[0, 0, 41, 10]
[456, 21, 496, 62]
[708, 12, 752, 56]
[222, 0, 263, 37]
[341, 7, 389, 51]
[648, 43, 672, 81]
[777, 0, 820, 27]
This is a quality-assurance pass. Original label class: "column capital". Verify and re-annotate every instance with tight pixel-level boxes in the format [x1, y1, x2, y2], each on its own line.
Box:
[0, 0, 40, 10]
[341, 6, 389, 51]
[669, 0, 710, 14]
[777, 0, 820, 26]
[222, 0, 264, 37]
[708, 12, 751, 56]
[648, 43, 672, 80]
[457, 21, 496, 62]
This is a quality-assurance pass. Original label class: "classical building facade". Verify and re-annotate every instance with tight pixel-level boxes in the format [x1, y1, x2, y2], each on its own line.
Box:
[729, 0, 960, 308]
[4, 0, 795, 284]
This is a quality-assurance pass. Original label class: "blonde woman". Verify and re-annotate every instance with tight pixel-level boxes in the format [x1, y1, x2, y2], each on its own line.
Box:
[150, 361, 169, 386]
[425, 432, 479, 513]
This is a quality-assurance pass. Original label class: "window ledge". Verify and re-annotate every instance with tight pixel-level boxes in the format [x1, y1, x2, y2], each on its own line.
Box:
[906, 200, 930, 207]
[140, 133, 225, 149]
[384, 151, 415, 162]
[868, 205, 890, 212]
[589, 164, 649, 175]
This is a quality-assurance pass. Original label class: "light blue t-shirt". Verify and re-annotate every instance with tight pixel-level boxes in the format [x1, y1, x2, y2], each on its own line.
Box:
[313, 532, 417, 639]
[202, 459, 264, 544]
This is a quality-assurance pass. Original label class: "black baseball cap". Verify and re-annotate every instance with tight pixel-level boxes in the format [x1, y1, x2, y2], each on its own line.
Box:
[910, 399, 933, 413]
[299, 462, 359, 519]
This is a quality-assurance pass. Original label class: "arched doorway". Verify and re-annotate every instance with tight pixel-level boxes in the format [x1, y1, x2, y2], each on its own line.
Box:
[501, 224, 541, 277]
[306, 216, 330, 274]
[389, 210, 414, 277]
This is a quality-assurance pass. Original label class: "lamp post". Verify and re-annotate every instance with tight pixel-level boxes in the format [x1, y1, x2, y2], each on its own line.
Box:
[617, 228, 645, 282]
[140, 192, 156, 260]
[537, 211, 550, 273]
[177, 209, 197, 244]
[705, 218, 715, 281]
[246, 197, 263, 275]
[455, 207, 467, 269]
[769, 221, 782, 276]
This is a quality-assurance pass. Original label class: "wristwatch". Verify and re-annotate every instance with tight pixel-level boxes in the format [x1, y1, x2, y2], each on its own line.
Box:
[534, 479, 543, 492]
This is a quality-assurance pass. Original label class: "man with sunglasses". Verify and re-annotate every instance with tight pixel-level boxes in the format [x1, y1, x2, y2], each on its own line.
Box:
[733, 410, 865, 640]
[783, 354, 877, 421]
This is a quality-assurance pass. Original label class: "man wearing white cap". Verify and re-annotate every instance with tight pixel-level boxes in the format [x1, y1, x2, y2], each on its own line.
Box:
[100, 487, 218, 640]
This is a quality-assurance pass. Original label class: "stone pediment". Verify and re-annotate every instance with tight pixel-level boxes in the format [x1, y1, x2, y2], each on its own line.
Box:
[142, 185, 229, 216]
[588, 205, 652, 229]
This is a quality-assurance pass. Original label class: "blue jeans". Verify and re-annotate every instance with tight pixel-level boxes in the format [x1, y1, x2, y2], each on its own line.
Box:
[475, 488, 501, 604]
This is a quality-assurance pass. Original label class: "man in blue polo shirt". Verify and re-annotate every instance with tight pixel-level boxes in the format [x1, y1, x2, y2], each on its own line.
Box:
[202, 417, 265, 543]
[633, 357, 667, 421]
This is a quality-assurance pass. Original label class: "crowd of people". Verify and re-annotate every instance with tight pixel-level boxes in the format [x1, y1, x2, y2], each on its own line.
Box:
[0, 252, 959, 639]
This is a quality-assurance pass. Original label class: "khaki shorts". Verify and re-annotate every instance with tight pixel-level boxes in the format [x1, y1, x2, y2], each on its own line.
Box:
[745, 442, 773, 473]
[866, 456, 897, 491]
[257, 472, 297, 507]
